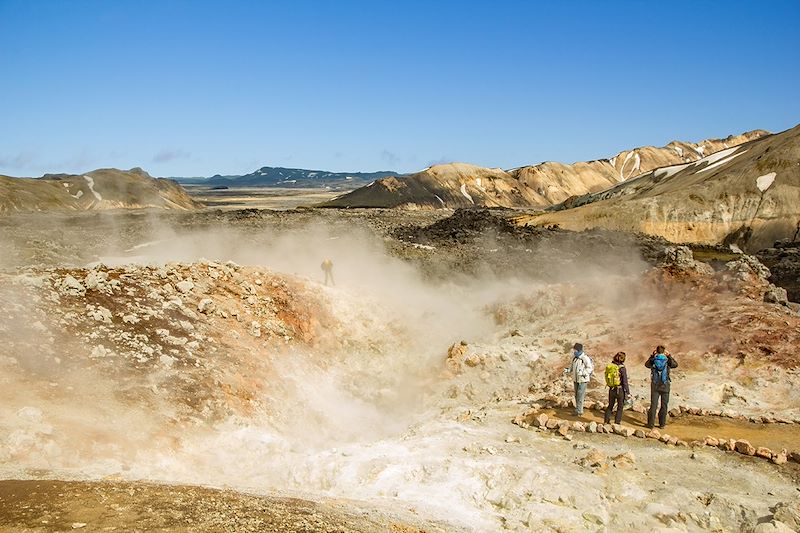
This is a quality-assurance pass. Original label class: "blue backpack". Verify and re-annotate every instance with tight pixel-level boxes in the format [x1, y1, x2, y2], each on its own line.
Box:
[652, 354, 669, 384]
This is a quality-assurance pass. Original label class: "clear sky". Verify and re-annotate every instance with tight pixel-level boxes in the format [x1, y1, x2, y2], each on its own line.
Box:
[1, 0, 799, 177]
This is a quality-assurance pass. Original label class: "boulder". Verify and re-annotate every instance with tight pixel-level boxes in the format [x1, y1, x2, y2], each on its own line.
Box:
[176, 280, 195, 293]
[545, 419, 560, 430]
[587, 421, 598, 433]
[582, 448, 606, 468]
[764, 285, 789, 305]
[84, 269, 109, 290]
[726, 255, 771, 281]
[197, 298, 215, 314]
[772, 451, 788, 465]
[646, 429, 661, 440]
[734, 440, 756, 456]
[634, 429, 646, 438]
[534, 413, 549, 428]
[756, 447, 774, 459]
[612, 451, 636, 466]
[659, 434, 671, 443]
[88, 306, 112, 323]
[572, 421, 586, 432]
[557, 425, 570, 437]
[719, 439, 736, 452]
[60, 275, 86, 296]
[662, 246, 714, 275]
[704, 436, 719, 447]
[772, 500, 800, 530]
[122, 314, 140, 324]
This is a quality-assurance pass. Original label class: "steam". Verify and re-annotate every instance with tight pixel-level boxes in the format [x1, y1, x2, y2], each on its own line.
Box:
[0, 212, 665, 528]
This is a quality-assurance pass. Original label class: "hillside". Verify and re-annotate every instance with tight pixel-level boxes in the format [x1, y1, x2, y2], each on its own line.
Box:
[516, 124, 800, 251]
[0, 168, 199, 214]
[320, 130, 768, 209]
[176, 166, 400, 190]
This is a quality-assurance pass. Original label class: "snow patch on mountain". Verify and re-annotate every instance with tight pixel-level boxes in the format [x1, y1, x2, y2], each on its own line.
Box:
[756, 172, 777, 192]
[83, 176, 102, 201]
[460, 184, 474, 204]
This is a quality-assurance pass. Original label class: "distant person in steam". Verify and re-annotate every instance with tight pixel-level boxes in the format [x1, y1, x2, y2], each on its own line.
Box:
[564, 342, 594, 416]
[321, 258, 335, 286]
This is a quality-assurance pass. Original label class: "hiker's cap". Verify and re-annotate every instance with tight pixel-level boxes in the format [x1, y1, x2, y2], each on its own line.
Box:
[573, 343, 583, 352]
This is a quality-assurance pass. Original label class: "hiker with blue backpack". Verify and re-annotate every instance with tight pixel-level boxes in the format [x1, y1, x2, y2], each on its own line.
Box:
[563, 342, 594, 416]
[645, 345, 679, 428]
[603, 351, 630, 424]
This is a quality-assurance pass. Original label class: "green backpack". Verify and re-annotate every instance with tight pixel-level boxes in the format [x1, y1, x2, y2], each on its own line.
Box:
[605, 363, 621, 387]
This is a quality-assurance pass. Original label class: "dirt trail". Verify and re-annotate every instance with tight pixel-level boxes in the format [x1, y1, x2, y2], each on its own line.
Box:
[543, 407, 800, 451]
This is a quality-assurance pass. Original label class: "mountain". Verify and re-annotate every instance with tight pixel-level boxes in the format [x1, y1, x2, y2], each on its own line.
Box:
[320, 130, 768, 209]
[175, 166, 401, 190]
[0, 167, 199, 214]
[514, 124, 800, 251]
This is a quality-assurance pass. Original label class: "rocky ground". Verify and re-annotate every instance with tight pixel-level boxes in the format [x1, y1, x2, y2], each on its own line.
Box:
[2, 207, 800, 532]
[0, 480, 449, 532]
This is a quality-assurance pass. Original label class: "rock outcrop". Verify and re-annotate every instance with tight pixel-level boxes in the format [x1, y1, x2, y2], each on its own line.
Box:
[0, 167, 200, 214]
[320, 130, 767, 209]
[757, 240, 800, 302]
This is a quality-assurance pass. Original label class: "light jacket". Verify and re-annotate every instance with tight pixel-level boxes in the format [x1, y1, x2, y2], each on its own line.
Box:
[568, 352, 594, 383]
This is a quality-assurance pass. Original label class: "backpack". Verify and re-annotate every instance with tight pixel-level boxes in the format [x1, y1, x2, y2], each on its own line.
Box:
[652, 354, 669, 384]
[573, 353, 593, 381]
[605, 363, 621, 387]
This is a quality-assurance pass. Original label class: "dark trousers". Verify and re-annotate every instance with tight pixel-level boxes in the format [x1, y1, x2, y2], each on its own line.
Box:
[604, 386, 624, 424]
[648, 385, 670, 427]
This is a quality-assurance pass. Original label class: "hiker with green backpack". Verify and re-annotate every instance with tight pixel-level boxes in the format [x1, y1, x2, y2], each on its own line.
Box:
[645, 345, 679, 429]
[603, 351, 630, 424]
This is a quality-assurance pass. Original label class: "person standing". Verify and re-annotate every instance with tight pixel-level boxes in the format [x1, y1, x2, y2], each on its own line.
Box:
[564, 342, 593, 416]
[645, 345, 678, 428]
[321, 258, 334, 286]
[603, 351, 630, 424]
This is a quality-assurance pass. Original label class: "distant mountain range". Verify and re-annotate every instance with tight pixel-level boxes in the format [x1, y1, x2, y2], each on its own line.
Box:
[320, 130, 769, 209]
[174, 166, 401, 190]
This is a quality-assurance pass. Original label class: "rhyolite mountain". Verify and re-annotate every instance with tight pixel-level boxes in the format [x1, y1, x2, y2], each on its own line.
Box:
[0, 167, 199, 214]
[320, 130, 768, 209]
[176, 166, 401, 190]
[515, 124, 800, 252]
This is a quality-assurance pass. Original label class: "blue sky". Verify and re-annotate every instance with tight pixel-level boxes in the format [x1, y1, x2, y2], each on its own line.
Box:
[1, 0, 799, 177]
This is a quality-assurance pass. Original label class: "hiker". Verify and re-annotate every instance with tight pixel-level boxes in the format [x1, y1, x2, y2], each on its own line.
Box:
[603, 351, 630, 424]
[563, 342, 593, 416]
[645, 345, 678, 428]
[321, 258, 334, 286]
